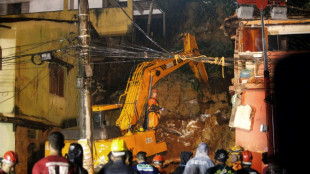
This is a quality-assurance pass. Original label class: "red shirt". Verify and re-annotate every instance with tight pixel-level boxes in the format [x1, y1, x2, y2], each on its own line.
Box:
[32, 155, 75, 174]
[0, 169, 7, 174]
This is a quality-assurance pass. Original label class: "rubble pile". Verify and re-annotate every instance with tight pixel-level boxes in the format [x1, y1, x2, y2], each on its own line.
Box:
[153, 68, 235, 173]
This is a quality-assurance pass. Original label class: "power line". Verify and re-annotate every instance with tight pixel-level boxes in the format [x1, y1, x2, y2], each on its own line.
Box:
[111, 0, 172, 56]
[0, 69, 50, 104]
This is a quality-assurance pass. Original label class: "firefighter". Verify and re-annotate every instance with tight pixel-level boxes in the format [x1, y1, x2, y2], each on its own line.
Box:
[152, 155, 166, 174]
[206, 149, 236, 174]
[228, 145, 244, 171]
[67, 143, 88, 174]
[104, 139, 134, 174]
[0, 151, 18, 174]
[238, 150, 260, 174]
[147, 89, 162, 129]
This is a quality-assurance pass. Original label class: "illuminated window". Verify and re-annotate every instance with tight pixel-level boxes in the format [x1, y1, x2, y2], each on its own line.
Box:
[49, 64, 64, 97]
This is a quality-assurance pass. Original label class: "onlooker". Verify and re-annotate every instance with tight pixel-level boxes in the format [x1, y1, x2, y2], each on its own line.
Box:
[103, 139, 134, 174]
[173, 151, 193, 174]
[152, 155, 166, 174]
[98, 152, 113, 174]
[0, 151, 19, 174]
[183, 142, 214, 174]
[237, 150, 260, 174]
[125, 150, 133, 167]
[206, 149, 236, 174]
[67, 143, 88, 174]
[32, 131, 75, 174]
[133, 151, 159, 174]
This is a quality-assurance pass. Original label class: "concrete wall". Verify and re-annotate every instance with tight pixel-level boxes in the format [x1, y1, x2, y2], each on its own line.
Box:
[0, 21, 80, 173]
[0, 21, 80, 125]
[0, 27, 16, 116]
[1, 0, 133, 36]
[14, 127, 61, 174]
[0, 123, 15, 157]
[14, 21, 79, 125]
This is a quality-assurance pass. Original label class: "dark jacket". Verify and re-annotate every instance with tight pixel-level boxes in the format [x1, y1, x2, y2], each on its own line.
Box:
[206, 164, 236, 174]
[104, 159, 135, 174]
[237, 166, 260, 174]
[173, 151, 193, 174]
[76, 165, 88, 174]
[133, 162, 160, 174]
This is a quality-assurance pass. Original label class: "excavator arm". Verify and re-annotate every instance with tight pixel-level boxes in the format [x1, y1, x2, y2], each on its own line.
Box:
[116, 33, 208, 131]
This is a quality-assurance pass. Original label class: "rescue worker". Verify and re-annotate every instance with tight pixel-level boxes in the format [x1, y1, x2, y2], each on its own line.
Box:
[98, 152, 113, 174]
[228, 145, 243, 171]
[237, 150, 260, 174]
[32, 131, 76, 174]
[183, 142, 214, 174]
[0, 151, 18, 174]
[206, 149, 236, 174]
[152, 155, 166, 174]
[147, 89, 162, 129]
[104, 139, 134, 174]
[173, 151, 193, 174]
[133, 151, 159, 174]
[67, 143, 88, 174]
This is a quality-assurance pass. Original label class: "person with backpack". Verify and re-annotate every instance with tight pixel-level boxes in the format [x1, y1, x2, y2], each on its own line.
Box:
[206, 149, 236, 174]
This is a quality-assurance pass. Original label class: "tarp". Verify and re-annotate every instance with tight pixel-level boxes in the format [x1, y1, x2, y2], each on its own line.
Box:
[232, 104, 253, 130]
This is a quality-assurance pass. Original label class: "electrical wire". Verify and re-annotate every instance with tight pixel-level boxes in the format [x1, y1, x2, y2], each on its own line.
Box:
[111, 0, 172, 56]
[0, 69, 50, 104]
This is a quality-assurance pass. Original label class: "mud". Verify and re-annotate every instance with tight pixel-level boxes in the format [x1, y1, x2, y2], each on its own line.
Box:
[151, 67, 235, 173]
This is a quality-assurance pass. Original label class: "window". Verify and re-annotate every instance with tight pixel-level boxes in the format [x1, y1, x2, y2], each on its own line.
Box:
[27, 129, 38, 139]
[268, 34, 310, 51]
[7, 3, 22, 15]
[49, 64, 64, 97]
[0, 2, 29, 15]
[103, 0, 127, 8]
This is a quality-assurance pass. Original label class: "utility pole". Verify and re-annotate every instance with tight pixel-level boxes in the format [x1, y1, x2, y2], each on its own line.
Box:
[78, 0, 93, 173]
[260, 8, 275, 158]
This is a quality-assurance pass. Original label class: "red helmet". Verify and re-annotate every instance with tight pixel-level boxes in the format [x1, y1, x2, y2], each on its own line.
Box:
[153, 155, 165, 162]
[2, 151, 18, 165]
[151, 89, 158, 93]
[241, 150, 252, 164]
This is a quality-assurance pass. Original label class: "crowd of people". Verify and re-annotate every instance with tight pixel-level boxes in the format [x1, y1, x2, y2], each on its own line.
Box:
[0, 131, 261, 174]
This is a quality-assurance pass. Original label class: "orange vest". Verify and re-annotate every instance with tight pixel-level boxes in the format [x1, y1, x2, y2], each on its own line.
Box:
[148, 98, 161, 129]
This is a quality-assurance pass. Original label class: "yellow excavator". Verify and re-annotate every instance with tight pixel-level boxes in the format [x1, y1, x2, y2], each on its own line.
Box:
[45, 33, 209, 172]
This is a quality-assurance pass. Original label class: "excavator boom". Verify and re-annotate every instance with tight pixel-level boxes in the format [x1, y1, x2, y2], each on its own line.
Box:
[116, 33, 208, 130]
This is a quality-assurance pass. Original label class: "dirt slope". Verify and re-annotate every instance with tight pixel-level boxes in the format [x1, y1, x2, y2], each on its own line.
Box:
[151, 67, 234, 173]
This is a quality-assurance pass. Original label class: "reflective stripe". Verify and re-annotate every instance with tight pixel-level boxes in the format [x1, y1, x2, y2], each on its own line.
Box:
[137, 164, 154, 172]
[46, 162, 69, 174]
